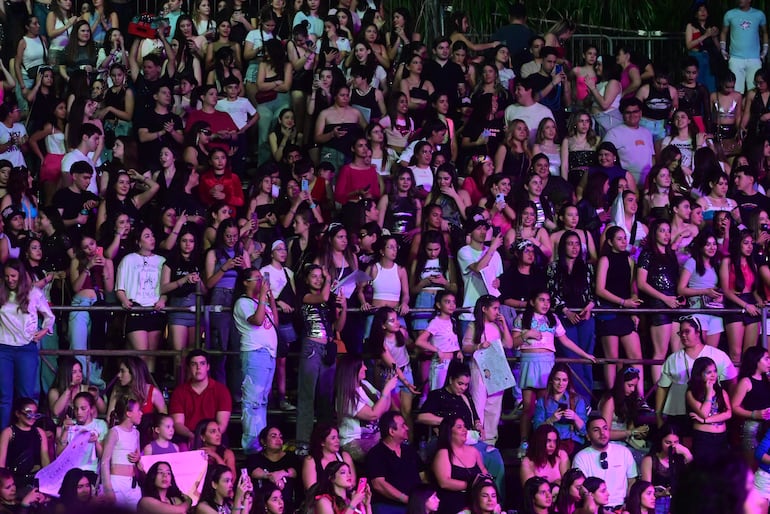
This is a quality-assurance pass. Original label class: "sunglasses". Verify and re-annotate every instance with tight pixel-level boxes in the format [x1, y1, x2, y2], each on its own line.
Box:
[624, 367, 641, 376]
[23, 409, 42, 420]
[599, 451, 608, 470]
[199, 129, 212, 135]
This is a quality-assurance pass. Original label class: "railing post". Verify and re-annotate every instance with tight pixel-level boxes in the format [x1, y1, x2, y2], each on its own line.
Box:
[763, 306, 768, 349]
[195, 286, 203, 349]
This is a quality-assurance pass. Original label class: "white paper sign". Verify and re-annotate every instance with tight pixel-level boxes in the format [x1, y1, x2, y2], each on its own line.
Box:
[139, 450, 208, 506]
[36, 430, 92, 497]
[473, 339, 516, 395]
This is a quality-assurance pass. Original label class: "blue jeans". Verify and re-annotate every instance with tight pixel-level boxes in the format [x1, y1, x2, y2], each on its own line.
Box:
[241, 348, 276, 454]
[373, 504, 407, 514]
[296, 338, 336, 444]
[690, 50, 716, 93]
[558, 315, 596, 399]
[39, 330, 59, 395]
[69, 295, 97, 371]
[0, 342, 39, 428]
[411, 291, 436, 331]
[209, 288, 239, 391]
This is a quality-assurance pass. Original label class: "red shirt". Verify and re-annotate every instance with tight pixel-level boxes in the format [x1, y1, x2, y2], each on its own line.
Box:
[185, 109, 239, 153]
[169, 379, 232, 432]
[199, 169, 245, 215]
[334, 164, 381, 204]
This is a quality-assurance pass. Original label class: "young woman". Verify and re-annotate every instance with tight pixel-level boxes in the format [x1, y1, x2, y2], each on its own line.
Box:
[312, 461, 371, 514]
[296, 264, 347, 453]
[56, 392, 107, 474]
[506, 201, 552, 263]
[669, 196, 699, 265]
[315, 85, 367, 173]
[0, 398, 50, 488]
[533, 363, 589, 455]
[560, 110, 599, 186]
[686, 356, 732, 460]
[637, 219, 682, 385]
[196, 464, 253, 514]
[107, 356, 166, 428]
[730, 346, 770, 465]
[399, 54, 434, 129]
[301, 422, 356, 490]
[138, 461, 193, 513]
[407, 484, 440, 514]
[115, 225, 166, 373]
[595, 225, 644, 394]
[193, 418, 236, 475]
[101, 397, 142, 509]
[46, 0, 76, 65]
[641, 165, 673, 222]
[0, 259, 55, 428]
[335, 354, 397, 460]
[377, 168, 421, 260]
[161, 227, 204, 353]
[360, 235, 410, 335]
[719, 229, 762, 364]
[60, 20, 97, 81]
[531, 118, 561, 173]
[513, 291, 596, 458]
[550, 205, 597, 263]
[622, 481, 656, 514]
[546, 230, 596, 397]
[554, 468, 586, 514]
[385, 8, 420, 63]
[519, 424, 570, 487]
[573, 477, 610, 514]
[494, 119, 531, 181]
[48, 357, 105, 418]
[432, 416, 488, 514]
[315, 16, 350, 68]
[461, 295, 513, 445]
[29, 99, 67, 206]
[598, 365, 649, 455]
[370, 307, 419, 433]
[640, 425, 692, 514]
[520, 477, 553, 514]
[677, 231, 724, 346]
[603, 190, 649, 260]
[415, 290, 461, 392]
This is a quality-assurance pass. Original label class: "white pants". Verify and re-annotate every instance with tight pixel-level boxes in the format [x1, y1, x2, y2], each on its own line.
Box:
[469, 361, 504, 445]
[729, 56, 762, 94]
[112, 475, 141, 511]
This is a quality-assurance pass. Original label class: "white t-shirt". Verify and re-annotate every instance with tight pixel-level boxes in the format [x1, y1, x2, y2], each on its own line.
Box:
[61, 149, 98, 194]
[409, 165, 433, 191]
[233, 296, 278, 356]
[603, 124, 655, 185]
[259, 264, 292, 300]
[66, 418, 108, 472]
[216, 97, 257, 130]
[0, 122, 27, 168]
[658, 345, 737, 416]
[573, 444, 638, 507]
[503, 103, 554, 145]
[425, 317, 460, 353]
[456, 244, 504, 320]
[339, 380, 380, 445]
[115, 253, 165, 306]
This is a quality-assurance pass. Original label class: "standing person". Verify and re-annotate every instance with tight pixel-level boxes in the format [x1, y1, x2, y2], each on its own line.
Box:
[573, 415, 638, 511]
[234, 267, 278, 455]
[639, 425, 692, 514]
[720, 0, 768, 94]
[635, 68, 678, 148]
[0, 259, 55, 428]
[261, 240, 298, 411]
[461, 295, 513, 445]
[686, 356, 732, 460]
[101, 397, 142, 510]
[295, 264, 347, 455]
[686, 4, 720, 94]
[115, 225, 166, 373]
[57, 392, 108, 473]
[730, 346, 770, 465]
[414, 290, 461, 393]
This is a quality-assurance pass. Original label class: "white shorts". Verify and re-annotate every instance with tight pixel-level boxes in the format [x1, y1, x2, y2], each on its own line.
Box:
[695, 313, 724, 335]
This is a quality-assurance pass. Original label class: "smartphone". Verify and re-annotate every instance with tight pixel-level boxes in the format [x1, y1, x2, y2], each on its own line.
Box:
[301, 178, 309, 192]
[95, 246, 104, 257]
[495, 193, 505, 205]
[241, 468, 249, 483]
[357, 478, 367, 494]
[492, 226, 501, 238]
[558, 402, 568, 411]
[555, 64, 563, 75]
[263, 271, 270, 285]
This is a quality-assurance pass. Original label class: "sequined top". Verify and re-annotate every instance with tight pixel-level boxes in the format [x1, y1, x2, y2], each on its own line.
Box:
[568, 149, 597, 171]
[384, 195, 418, 235]
[638, 249, 679, 297]
[301, 301, 333, 340]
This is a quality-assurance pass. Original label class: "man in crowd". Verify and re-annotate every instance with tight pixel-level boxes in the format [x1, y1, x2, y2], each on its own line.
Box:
[504, 77, 554, 145]
[603, 97, 655, 185]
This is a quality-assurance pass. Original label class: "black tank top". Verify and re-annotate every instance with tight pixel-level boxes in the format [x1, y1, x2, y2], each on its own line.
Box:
[742, 376, 770, 411]
[642, 85, 673, 120]
[351, 86, 381, 120]
[604, 251, 632, 301]
[6, 425, 42, 483]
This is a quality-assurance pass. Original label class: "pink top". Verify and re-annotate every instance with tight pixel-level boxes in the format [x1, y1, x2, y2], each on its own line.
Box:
[334, 164, 381, 204]
[620, 63, 640, 99]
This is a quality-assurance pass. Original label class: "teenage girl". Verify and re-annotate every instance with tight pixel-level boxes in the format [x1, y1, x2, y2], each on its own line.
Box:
[686, 356, 731, 461]
[142, 413, 179, 455]
[462, 295, 513, 445]
[360, 235, 410, 337]
[101, 397, 142, 509]
[512, 290, 596, 457]
[415, 290, 461, 393]
[370, 307, 419, 436]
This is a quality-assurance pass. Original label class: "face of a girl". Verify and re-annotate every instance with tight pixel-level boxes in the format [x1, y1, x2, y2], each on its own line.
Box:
[481, 65, 495, 84]
[551, 371, 569, 394]
[483, 301, 500, 321]
[593, 483, 610, 505]
[27, 239, 43, 263]
[641, 486, 656, 510]
[199, 0, 210, 13]
[452, 47, 467, 64]
[597, 149, 615, 167]
[448, 374, 469, 395]
[85, 100, 98, 117]
[223, 226, 239, 249]
[322, 428, 341, 453]
[215, 471, 235, 499]
[334, 464, 354, 489]
[74, 397, 92, 424]
[118, 363, 133, 386]
[610, 230, 628, 252]
[564, 235, 581, 259]
[0, 478, 16, 503]
[205, 422, 222, 446]
[115, 174, 131, 196]
[534, 483, 552, 509]
[451, 418, 468, 443]
[127, 403, 142, 425]
[478, 486, 499, 512]
[55, 101, 67, 120]
[624, 376, 639, 396]
[3, 266, 18, 291]
[656, 168, 672, 188]
[324, 21, 337, 36]
[76, 477, 92, 501]
[713, 177, 728, 197]
[139, 228, 155, 252]
[623, 193, 638, 214]
[418, 145, 433, 165]
[427, 208, 442, 229]
[544, 120, 557, 139]
[655, 223, 671, 246]
[157, 417, 175, 441]
[496, 46, 509, 63]
[116, 215, 131, 236]
[521, 207, 535, 227]
[514, 122, 528, 141]
[333, 229, 348, 251]
[267, 490, 285, 514]
[437, 294, 456, 315]
[77, 23, 91, 41]
[159, 147, 175, 168]
[702, 364, 718, 383]
[691, 206, 704, 226]
[155, 464, 173, 489]
[742, 235, 754, 256]
[382, 238, 398, 261]
[179, 233, 195, 255]
[661, 433, 679, 452]
[218, 21, 230, 37]
[527, 175, 543, 196]
[409, 57, 423, 75]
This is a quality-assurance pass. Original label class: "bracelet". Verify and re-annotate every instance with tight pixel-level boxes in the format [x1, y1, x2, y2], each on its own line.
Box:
[752, 410, 757, 420]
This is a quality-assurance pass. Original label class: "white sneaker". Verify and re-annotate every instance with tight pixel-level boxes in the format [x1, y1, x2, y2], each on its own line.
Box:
[280, 400, 297, 411]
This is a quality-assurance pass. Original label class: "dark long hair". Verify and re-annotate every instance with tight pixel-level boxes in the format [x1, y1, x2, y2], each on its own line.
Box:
[687, 357, 727, 412]
[200, 464, 233, 507]
[406, 484, 437, 514]
[605, 365, 641, 424]
[0, 259, 32, 313]
[624, 480, 654, 514]
[335, 354, 368, 418]
[525, 424, 560, 468]
[738, 346, 770, 382]
[600, 225, 628, 257]
[729, 229, 756, 293]
[142, 461, 184, 501]
[555, 468, 585, 514]
[436, 415, 464, 462]
[53, 356, 82, 395]
[521, 477, 551, 514]
[414, 229, 449, 277]
[470, 295, 499, 346]
[369, 307, 406, 355]
[58, 468, 96, 507]
[555, 229, 589, 300]
[520, 289, 556, 330]
[690, 229, 720, 276]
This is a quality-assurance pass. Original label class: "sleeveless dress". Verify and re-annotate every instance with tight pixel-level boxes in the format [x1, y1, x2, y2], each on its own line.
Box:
[437, 461, 481, 514]
[596, 251, 635, 337]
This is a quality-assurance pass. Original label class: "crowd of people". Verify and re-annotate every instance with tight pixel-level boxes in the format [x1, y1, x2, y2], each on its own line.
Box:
[0, 0, 769, 511]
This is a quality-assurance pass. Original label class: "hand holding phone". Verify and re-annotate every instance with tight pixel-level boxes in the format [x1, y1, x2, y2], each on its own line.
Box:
[357, 478, 367, 494]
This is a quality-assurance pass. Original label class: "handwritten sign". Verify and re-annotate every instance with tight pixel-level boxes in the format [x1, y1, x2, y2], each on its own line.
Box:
[36, 430, 93, 497]
[473, 339, 516, 395]
[139, 450, 208, 505]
